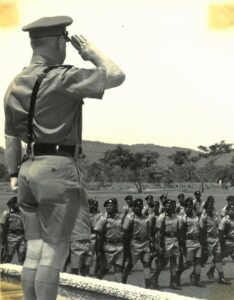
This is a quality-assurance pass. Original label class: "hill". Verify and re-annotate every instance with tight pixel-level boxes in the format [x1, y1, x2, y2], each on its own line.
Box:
[0, 142, 233, 169]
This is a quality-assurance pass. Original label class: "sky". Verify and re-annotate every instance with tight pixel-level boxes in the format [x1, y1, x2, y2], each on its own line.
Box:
[0, 0, 234, 150]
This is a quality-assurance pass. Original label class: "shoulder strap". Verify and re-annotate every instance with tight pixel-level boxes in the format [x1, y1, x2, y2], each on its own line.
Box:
[26, 65, 73, 153]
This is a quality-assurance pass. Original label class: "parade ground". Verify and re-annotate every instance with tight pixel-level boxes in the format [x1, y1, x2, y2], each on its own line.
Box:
[1, 182, 234, 299]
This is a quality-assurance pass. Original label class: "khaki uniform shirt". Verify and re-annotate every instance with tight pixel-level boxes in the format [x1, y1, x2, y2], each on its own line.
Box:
[4, 59, 106, 146]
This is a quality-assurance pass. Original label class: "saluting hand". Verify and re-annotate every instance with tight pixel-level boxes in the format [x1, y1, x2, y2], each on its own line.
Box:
[10, 177, 18, 193]
[71, 34, 99, 61]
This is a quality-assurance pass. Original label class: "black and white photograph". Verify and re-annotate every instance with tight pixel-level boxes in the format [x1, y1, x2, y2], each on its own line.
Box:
[0, 0, 234, 299]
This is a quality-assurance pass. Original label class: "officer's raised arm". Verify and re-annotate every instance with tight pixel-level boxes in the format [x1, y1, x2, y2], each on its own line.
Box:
[71, 34, 125, 89]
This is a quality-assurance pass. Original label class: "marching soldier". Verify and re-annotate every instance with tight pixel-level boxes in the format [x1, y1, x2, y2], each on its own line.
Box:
[176, 193, 186, 217]
[219, 202, 234, 267]
[159, 194, 167, 214]
[200, 196, 231, 285]
[121, 195, 134, 221]
[142, 195, 154, 216]
[122, 198, 151, 288]
[94, 198, 124, 282]
[151, 199, 181, 290]
[177, 197, 205, 287]
[193, 191, 203, 217]
[0, 196, 26, 264]
[220, 196, 234, 219]
[89, 199, 102, 275]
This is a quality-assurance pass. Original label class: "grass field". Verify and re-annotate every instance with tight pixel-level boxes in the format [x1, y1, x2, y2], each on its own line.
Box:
[1, 182, 234, 299]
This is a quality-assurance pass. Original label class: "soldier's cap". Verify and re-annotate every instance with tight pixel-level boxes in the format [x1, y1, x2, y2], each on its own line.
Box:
[93, 199, 98, 205]
[184, 197, 194, 207]
[203, 196, 214, 209]
[227, 203, 234, 210]
[7, 196, 17, 207]
[145, 195, 153, 201]
[124, 195, 133, 201]
[194, 190, 201, 196]
[104, 198, 116, 207]
[178, 193, 185, 199]
[226, 195, 234, 203]
[88, 198, 94, 204]
[160, 194, 167, 200]
[22, 16, 73, 39]
[163, 199, 175, 206]
[133, 198, 143, 206]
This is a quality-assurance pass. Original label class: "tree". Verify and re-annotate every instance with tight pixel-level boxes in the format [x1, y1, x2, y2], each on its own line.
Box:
[198, 140, 233, 165]
[101, 146, 159, 193]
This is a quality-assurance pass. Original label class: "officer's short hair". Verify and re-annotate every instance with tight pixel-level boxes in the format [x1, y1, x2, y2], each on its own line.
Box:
[133, 198, 143, 206]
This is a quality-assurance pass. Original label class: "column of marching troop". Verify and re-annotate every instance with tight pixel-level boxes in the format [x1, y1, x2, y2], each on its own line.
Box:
[1, 192, 234, 290]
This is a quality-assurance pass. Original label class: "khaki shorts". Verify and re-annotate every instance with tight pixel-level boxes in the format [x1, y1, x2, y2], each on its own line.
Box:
[18, 156, 86, 243]
[104, 242, 124, 268]
[131, 240, 150, 265]
[185, 239, 201, 262]
[70, 239, 92, 268]
[163, 237, 179, 258]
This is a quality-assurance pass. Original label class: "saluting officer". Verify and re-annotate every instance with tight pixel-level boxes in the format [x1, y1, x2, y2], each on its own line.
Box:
[4, 15, 125, 300]
[142, 195, 154, 216]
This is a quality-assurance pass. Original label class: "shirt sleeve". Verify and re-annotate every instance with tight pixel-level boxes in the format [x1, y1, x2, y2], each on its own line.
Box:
[61, 67, 106, 99]
[94, 216, 105, 233]
[219, 217, 227, 231]
[0, 210, 9, 225]
[156, 215, 163, 229]
[122, 214, 132, 231]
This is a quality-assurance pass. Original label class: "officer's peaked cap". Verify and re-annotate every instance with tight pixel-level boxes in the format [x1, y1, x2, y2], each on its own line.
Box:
[133, 198, 143, 206]
[88, 198, 94, 204]
[178, 193, 185, 199]
[194, 190, 201, 196]
[226, 195, 234, 203]
[145, 195, 153, 201]
[7, 196, 17, 207]
[163, 199, 175, 206]
[22, 16, 73, 38]
[160, 194, 167, 200]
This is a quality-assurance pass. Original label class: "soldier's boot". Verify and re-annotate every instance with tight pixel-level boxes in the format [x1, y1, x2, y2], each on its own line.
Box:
[218, 272, 231, 285]
[71, 268, 79, 275]
[175, 272, 182, 288]
[145, 278, 152, 289]
[151, 270, 160, 289]
[193, 274, 206, 288]
[169, 275, 182, 290]
[206, 265, 215, 279]
[189, 271, 195, 284]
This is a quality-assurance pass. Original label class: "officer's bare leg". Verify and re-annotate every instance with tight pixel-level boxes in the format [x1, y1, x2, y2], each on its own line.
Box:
[151, 257, 168, 289]
[21, 239, 43, 300]
[34, 241, 69, 300]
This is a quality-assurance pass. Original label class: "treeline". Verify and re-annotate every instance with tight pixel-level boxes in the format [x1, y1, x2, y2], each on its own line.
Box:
[1, 141, 234, 192]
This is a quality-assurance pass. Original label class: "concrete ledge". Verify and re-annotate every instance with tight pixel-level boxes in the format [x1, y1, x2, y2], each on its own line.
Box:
[0, 264, 204, 300]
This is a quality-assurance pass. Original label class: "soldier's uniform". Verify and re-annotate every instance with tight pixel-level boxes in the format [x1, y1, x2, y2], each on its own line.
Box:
[0, 197, 26, 264]
[94, 199, 124, 282]
[121, 195, 134, 221]
[219, 207, 234, 258]
[200, 199, 230, 285]
[193, 191, 203, 217]
[142, 195, 154, 216]
[122, 198, 151, 288]
[178, 197, 205, 287]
